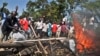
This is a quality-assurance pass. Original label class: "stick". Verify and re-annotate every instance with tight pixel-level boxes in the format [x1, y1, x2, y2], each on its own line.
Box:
[15, 6, 18, 13]
[14, 37, 66, 42]
[0, 42, 35, 48]
[38, 40, 48, 54]
[35, 45, 42, 53]
[29, 24, 48, 55]
[29, 23, 38, 38]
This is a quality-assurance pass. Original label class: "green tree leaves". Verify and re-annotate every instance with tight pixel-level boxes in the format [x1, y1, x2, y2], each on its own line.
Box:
[25, 0, 68, 21]
[24, 0, 99, 21]
[83, 0, 100, 11]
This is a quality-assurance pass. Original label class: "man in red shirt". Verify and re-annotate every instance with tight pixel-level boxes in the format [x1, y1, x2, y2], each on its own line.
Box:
[52, 22, 58, 37]
[19, 17, 29, 31]
[19, 17, 30, 39]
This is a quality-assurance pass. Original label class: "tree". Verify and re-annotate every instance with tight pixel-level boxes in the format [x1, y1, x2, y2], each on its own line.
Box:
[25, 0, 67, 21]
[83, 0, 100, 11]
[21, 9, 29, 17]
[22, 0, 91, 22]
[82, 0, 100, 18]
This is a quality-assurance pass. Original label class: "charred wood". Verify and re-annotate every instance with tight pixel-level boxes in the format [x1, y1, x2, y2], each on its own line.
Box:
[0, 42, 35, 48]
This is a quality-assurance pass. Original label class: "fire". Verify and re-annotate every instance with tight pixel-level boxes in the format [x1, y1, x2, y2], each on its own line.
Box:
[72, 14, 95, 53]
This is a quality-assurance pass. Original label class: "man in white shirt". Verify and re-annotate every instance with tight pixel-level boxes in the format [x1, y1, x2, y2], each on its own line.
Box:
[36, 20, 43, 37]
[42, 22, 48, 37]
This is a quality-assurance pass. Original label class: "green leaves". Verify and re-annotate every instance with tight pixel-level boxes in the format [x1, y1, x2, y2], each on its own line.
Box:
[83, 0, 100, 11]
[25, 0, 68, 21]
[23, 0, 94, 21]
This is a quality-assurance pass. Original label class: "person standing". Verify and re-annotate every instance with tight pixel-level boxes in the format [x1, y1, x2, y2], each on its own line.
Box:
[0, 3, 7, 27]
[36, 19, 43, 38]
[42, 22, 48, 38]
[19, 17, 29, 31]
[56, 24, 61, 37]
[61, 22, 69, 37]
[51, 22, 58, 37]
[47, 20, 52, 37]
[1, 6, 20, 41]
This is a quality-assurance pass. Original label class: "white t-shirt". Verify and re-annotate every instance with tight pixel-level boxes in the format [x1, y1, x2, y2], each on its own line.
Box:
[42, 23, 48, 32]
[69, 26, 74, 34]
[57, 26, 61, 32]
[36, 21, 43, 29]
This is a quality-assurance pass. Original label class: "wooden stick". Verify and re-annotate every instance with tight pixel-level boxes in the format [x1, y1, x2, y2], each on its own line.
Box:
[0, 42, 35, 48]
[35, 45, 42, 53]
[29, 24, 48, 55]
[0, 38, 66, 48]
[38, 40, 48, 54]
[15, 6, 18, 13]
[29, 24, 38, 38]
[14, 37, 66, 43]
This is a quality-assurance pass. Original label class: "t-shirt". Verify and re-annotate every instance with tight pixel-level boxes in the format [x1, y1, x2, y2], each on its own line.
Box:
[36, 21, 43, 29]
[69, 26, 74, 34]
[57, 26, 61, 32]
[42, 23, 48, 32]
[52, 24, 58, 33]
[19, 19, 29, 31]
[61, 25, 68, 33]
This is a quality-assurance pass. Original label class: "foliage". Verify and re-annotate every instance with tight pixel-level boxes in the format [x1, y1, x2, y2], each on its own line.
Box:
[82, 0, 100, 18]
[82, 0, 100, 11]
[22, 0, 96, 22]
[23, 0, 68, 21]
[21, 10, 29, 17]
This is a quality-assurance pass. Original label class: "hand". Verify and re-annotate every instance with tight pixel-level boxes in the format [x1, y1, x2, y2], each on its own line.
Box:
[15, 6, 18, 12]
[3, 2, 8, 7]
[20, 26, 23, 30]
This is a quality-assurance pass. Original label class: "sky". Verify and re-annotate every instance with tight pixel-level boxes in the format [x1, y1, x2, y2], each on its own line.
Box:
[0, 0, 30, 15]
[0, 0, 83, 16]
[0, 0, 52, 16]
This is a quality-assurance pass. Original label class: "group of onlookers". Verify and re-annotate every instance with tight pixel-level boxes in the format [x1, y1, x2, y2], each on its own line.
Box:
[34, 17, 75, 39]
[0, 5, 75, 42]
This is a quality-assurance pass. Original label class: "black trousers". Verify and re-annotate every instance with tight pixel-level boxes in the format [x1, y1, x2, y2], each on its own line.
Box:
[1, 29, 11, 41]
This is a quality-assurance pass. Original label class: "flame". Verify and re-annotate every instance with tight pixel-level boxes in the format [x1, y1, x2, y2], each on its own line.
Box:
[72, 14, 95, 53]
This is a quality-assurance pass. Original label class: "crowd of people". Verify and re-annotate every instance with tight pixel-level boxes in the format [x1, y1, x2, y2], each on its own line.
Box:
[0, 3, 99, 55]
[0, 5, 75, 43]
[34, 18, 74, 38]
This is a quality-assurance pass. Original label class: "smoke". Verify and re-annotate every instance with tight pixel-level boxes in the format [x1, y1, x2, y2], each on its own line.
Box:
[72, 11, 100, 56]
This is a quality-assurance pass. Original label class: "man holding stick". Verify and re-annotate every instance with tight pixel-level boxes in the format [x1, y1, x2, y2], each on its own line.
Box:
[1, 6, 20, 41]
